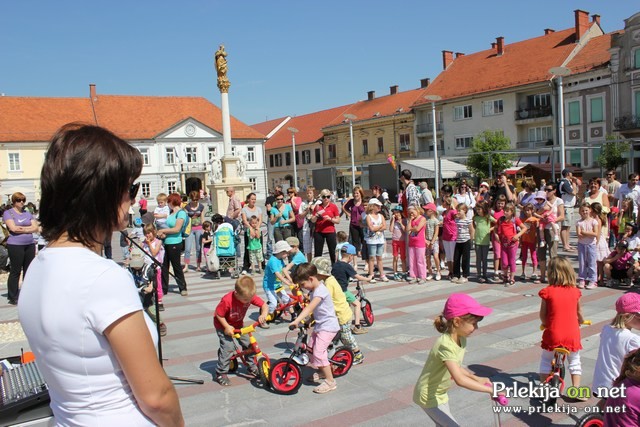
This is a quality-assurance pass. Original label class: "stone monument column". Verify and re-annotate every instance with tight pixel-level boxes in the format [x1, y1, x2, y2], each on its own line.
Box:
[208, 44, 252, 215]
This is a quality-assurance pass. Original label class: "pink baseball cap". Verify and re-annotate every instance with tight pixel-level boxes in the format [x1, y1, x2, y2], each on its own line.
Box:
[423, 203, 437, 212]
[443, 293, 493, 320]
[615, 293, 640, 314]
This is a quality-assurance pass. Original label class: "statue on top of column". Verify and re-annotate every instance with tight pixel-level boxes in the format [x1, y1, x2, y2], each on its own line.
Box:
[215, 45, 230, 93]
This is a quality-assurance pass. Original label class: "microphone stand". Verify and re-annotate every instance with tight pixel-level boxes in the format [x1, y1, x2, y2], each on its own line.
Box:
[121, 231, 204, 385]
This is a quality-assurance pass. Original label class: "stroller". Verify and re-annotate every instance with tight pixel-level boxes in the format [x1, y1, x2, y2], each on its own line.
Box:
[211, 222, 242, 279]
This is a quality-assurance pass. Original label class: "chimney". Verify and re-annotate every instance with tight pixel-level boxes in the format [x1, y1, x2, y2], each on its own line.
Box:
[442, 50, 454, 70]
[544, 28, 555, 35]
[367, 90, 375, 101]
[491, 42, 497, 51]
[455, 52, 465, 59]
[420, 78, 431, 88]
[574, 9, 589, 41]
[390, 85, 398, 95]
[496, 37, 504, 56]
[591, 14, 601, 25]
[89, 83, 97, 100]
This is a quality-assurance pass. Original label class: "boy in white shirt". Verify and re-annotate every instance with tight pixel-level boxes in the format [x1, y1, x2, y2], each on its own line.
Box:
[154, 193, 170, 230]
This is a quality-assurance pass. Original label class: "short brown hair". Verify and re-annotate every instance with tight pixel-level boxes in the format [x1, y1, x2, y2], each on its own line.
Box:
[39, 123, 142, 246]
[11, 192, 26, 204]
[337, 231, 348, 242]
[156, 193, 167, 202]
[291, 263, 317, 283]
[235, 276, 256, 299]
[189, 190, 200, 201]
[143, 223, 157, 236]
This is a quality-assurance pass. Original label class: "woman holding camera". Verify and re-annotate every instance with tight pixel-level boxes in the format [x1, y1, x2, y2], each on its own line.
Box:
[19, 124, 183, 426]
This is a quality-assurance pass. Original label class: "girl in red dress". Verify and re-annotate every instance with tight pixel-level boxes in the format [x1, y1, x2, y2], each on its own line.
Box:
[538, 256, 586, 391]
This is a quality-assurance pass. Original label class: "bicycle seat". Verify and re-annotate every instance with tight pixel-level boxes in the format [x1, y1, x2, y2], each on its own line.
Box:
[552, 347, 570, 355]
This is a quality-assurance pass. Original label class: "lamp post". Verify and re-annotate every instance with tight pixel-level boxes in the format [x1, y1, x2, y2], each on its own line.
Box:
[287, 127, 299, 189]
[344, 113, 357, 191]
[550, 66, 571, 171]
[424, 95, 442, 199]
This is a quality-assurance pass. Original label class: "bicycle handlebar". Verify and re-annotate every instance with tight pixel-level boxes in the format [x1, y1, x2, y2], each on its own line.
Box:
[233, 321, 262, 337]
[485, 383, 508, 406]
[539, 320, 591, 331]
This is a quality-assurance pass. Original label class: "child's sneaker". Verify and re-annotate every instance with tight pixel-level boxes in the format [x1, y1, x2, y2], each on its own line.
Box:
[585, 282, 598, 290]
[451, 277, 460, 284]
[352, 325, 368, 335]
[215, 373, 231, 386]
[425, 274, 433, 281]
[577, 280, 585, 289]
[459, 277, 468, 284]
[539, 241, 546, 248]
[353, 352, 365, 365]
[435, 273, 442, 281]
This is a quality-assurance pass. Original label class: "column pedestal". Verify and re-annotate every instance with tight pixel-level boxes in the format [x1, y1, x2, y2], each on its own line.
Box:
[208, 157, 252, 215]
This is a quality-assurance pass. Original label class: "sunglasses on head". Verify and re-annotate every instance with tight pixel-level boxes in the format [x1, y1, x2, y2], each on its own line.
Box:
[129, 182, 140, 200]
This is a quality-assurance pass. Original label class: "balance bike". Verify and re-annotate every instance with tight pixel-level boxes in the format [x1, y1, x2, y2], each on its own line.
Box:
[355, 281, 374, 326]
[266, 283, 306, 323]
[228, 321, 271, 388]
[269, 322, 354, 395]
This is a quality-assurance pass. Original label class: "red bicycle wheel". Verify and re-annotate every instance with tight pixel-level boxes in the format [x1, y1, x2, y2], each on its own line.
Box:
[576, 413, 604, 427]
[361, 299, 374, 326]
[331, 347, 354, 377]
[269, 359, 302, 395]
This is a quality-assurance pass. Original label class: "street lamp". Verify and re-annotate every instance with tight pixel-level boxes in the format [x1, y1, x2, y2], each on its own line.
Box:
[550, 66, 571, 171]
[287, 127, 299, 189]
[343, 113, 357, 190]
[424, 95, 442, 198]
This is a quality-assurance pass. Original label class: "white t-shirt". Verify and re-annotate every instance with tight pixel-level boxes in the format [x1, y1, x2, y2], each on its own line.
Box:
[544, 198, 564, 230]
[592, 324, 640, 392]
[19, 247, 157, 426]
[364, 213, 385, 244]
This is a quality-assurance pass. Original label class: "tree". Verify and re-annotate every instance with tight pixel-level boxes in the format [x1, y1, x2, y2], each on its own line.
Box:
[598, 134, 629, 172]
[466, 130, 514, 180]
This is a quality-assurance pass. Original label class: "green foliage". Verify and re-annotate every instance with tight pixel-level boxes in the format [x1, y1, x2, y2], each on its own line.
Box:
[598, 134, 629, 171]
[466, 130, 514, 179]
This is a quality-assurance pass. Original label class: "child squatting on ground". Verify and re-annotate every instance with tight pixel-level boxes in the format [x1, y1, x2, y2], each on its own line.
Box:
[214, 276, 269, 386]
[592, 293, 640, 406]
[290, 263, 341, 394]
[413, 293, 497, 426]
[538, 256, 586, 394]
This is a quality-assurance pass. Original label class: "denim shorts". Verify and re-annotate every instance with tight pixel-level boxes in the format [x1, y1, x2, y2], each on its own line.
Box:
[367, 243, 384, 258]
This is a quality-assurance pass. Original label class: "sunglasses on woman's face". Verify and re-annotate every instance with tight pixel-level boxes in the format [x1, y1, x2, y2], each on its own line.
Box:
[321, 195, 331, 199]
[276, 198, 284, 201]
[545, 188, 554, 192]
[129, 182, 140, 200]
[15, 198, 26, 203]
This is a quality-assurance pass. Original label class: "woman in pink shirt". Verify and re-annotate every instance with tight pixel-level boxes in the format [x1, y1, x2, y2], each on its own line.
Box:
[441, 196, 458, 280]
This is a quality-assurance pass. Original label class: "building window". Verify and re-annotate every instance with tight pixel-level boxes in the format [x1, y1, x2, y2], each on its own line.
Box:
[295, 151, 299, 165]
[208, 147, 217, 162]
[482, 99, 503, 116]
[455, 136, 473, 150]
[377, 137, 384, 153]
[347, 140, 351, 155]
[328, 144, 336, 159]
[269, 154, 274, 168]
[362, 139, 368, 155]
[185, 147, 197, 163]
[528, 126, 552, 142]
[246, 146, 255, 162]
[8, 153, 20, 171]
[249, 177, 257, 191]
[315, 148, 321, 163]
[399, 134, 410, 151]
[568, 100, 581, 125]
[635, 49, 640, 69]
[453, 105, 473, 120]
[302, 150, 311, 164]
[139, 148, 150, 165]
[528, 93, 551, 108]
[589, 97, 603, 123]
[141, 182, 151, 198]
[167, 181, 177, 193]
[165, 148, 175, 165]
[636, 91, 640, 117]
[231, 147, 237, 157]
[274, 153, 283, 167]
[570, 150, 581, 167]
[285, 152, 291, 166]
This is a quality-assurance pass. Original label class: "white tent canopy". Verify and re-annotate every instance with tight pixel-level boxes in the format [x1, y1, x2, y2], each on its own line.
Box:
[399, 159, 468, 179]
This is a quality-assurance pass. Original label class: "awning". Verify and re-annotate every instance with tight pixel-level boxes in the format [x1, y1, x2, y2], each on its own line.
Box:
[399, 159, 468, 180]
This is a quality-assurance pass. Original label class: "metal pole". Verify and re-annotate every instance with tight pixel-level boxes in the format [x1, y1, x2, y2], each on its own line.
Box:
[431, 101, 440, 199]
[557, 75, 566, 170]
[292, 132, 298, 189]
[349, 119, 356, 189]
[488, 152, 493, 180]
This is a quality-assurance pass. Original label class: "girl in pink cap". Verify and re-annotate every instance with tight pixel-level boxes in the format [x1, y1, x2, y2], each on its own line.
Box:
[413, 293, 497, 425]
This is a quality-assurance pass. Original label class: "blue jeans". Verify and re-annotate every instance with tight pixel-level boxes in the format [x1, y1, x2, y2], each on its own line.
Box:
[184, 228, 203, 264]
[577, 242, 597, 283]
[263, 286, 291, 313]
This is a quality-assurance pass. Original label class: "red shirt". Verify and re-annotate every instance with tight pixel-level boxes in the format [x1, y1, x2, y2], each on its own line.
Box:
[313, 202, 340, 233]
[496, 216, 523, 245]
[214, 291, 265, 330]
[539, 286, 582, 352]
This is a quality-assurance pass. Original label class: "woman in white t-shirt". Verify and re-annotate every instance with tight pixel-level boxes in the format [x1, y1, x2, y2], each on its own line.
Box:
[453, 182, 475, 219]
[19, 124, 183, 426]
[535, 184, 565, 284]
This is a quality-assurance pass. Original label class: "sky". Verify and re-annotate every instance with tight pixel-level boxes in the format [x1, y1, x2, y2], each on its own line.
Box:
[1, 1, 638, 126]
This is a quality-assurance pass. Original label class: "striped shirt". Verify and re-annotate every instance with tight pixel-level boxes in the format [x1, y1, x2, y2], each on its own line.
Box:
[455, 218, 472, 243]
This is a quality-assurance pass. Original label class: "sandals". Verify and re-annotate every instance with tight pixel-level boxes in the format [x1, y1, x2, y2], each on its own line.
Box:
[215, 373, 231, 386]
[306, 372, 325, 384]
[313, 379, 337, 394]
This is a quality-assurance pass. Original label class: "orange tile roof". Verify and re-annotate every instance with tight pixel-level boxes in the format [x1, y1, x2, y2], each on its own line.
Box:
[259, 105, 353, 150]
[0, 97, 95, 142]
[414, 27, 587, 106]
[0, 94, 263, 142]
[566, 31, 618, 74]
[250, 116, 289, 137]
[324, 88, 428, 128]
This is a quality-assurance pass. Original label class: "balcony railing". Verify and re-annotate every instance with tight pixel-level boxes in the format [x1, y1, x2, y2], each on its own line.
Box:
[514, 106, 552, 121]
[614, 115, 640, 131]
[416, 122, 444, 134]
[515, 139, 553, 149]
[180, 162, 208, 172]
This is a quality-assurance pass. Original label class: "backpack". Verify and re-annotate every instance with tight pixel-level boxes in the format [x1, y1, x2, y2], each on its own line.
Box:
[180, 210, 192, 238]
[380, 204, 391, 221]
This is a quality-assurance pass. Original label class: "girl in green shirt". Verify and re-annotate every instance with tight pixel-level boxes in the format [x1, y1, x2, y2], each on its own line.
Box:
[473, 202, 495, 283]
